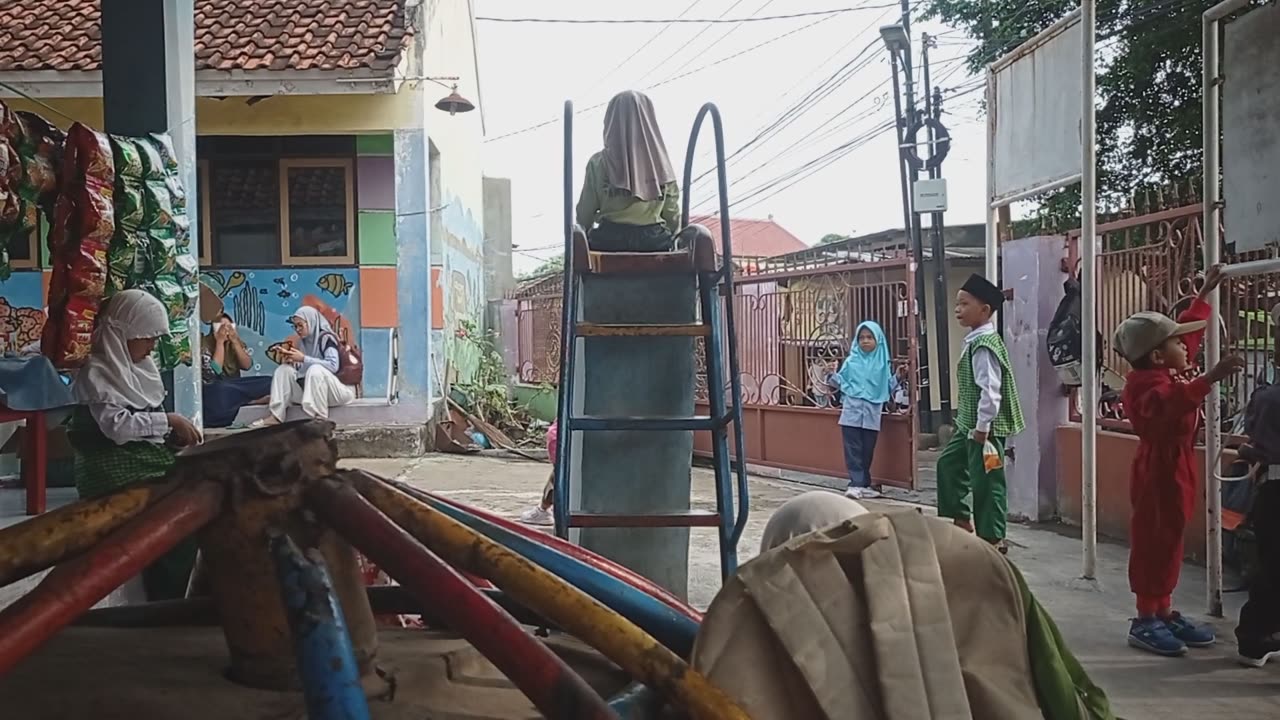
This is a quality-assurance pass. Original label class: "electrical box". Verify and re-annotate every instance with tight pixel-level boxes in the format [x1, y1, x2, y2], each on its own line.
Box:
[912, 178, 948, 213]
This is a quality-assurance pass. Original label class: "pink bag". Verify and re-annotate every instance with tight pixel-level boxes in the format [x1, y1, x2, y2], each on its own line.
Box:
[546, 421, 559, 466]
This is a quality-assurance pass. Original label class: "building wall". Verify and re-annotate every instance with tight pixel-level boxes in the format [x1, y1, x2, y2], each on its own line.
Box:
[419, 0, 487, 387]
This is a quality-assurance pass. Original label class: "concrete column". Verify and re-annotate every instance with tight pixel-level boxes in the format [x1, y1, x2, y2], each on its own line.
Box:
[482, 176, 514, 335]
[100, 0, 201, 425]
[393, 127, 433, 416]
[572, 275, 695, 599]
[1003, 235, 1068, 522]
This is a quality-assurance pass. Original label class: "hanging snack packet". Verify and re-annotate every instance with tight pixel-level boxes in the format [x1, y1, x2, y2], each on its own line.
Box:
[982, 439, 1003, 473]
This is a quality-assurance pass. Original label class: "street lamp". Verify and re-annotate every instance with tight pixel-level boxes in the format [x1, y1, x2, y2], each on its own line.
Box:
[879, 23, 910, 55]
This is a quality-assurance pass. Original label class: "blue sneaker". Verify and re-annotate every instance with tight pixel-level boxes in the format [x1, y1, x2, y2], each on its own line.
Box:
[1128, 617, 1187, 656]
[1163, 612, 1216, 648]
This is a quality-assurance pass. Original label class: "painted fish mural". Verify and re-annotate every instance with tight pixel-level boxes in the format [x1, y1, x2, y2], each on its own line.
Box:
[316, 273, 354, 298]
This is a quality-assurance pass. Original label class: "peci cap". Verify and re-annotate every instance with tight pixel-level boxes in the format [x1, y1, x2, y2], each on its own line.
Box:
[1113, 311, 1206, 364]
[960, 274, 1005, 311]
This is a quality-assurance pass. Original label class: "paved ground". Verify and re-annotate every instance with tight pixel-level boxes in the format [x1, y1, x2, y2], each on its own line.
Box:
[3, 452, 1277, 717]
[350, 453, 1280, 719]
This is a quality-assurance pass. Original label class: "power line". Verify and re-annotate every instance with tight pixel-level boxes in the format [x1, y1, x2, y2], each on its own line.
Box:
[631, 0, 751, 87]
[580, 0, 706, 98]
[476, 6, 900, 24]
[484, 13, 835, 142]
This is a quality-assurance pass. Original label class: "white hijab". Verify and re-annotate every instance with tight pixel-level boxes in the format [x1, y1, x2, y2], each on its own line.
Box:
[759, 491, 869, 554]
[603, 90, 676, 202]
[74, 289, 169, 409]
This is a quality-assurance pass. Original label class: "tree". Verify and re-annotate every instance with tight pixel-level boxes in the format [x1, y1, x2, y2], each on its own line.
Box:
[519, 254, 563, 280]
[923, 0, 1253, 226]
[818, 233, 847, 245]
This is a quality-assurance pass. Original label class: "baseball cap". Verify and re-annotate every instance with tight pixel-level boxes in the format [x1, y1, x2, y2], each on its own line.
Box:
[1113, 311, 1206, 363]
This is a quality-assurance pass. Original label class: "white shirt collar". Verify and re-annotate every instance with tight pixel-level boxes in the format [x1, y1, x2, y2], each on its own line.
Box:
[963, 321, 997, 345]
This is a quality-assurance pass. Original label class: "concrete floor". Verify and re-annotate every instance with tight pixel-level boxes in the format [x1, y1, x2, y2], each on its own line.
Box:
[2, 453, 1277, 716]
[355, 453, 1280, 719]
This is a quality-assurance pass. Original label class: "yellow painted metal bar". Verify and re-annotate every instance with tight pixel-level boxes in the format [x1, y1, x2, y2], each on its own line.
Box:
[348, 471, 751, 720]
[0, 485, 159, 588]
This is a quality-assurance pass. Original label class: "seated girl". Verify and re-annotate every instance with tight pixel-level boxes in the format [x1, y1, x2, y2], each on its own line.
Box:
[201, 312, 272, 428]
[68, 289, 203, 600]
[257, 306, 355, 425]
[575, 90, 681, 252]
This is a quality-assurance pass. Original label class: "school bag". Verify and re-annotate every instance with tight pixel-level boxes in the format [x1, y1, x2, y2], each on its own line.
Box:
[1046, 273, 1102, 386]
[334, 322, 364, 388]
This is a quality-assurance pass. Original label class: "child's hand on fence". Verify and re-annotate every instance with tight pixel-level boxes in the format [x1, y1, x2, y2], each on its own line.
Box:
[1207, 354, 1247, 383]
[1198, 263, 1226, 300]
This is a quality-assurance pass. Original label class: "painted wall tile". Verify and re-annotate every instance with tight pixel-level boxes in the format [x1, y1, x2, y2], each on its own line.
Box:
[358, 267, 398, 328]
[359, 327, 393, 399]
[357, 156, 395, 210]
[358, 211, 397, 266]
[0, 271, 46, 352]
[356, 134, 394, 156]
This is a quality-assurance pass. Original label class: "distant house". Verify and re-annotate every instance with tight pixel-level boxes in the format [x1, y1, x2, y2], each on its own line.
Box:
[688, 214, 808, 260]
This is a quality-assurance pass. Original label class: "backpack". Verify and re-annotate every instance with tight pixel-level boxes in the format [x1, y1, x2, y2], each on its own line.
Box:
[334, 325, 364, 387]
[1046, 274, 1102, 386]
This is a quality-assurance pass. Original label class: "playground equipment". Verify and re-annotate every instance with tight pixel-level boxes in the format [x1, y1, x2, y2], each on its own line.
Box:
[553, 99, 750, 579]
[0, 420, 747, 719]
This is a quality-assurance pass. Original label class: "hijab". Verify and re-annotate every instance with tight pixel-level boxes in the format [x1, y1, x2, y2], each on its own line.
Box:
[834, 320, 891, 404]
[759, 491, 869, 553]
[292, 305, 338, 360]
[74, 289, 169, 409]
[602, 90, 676, 202]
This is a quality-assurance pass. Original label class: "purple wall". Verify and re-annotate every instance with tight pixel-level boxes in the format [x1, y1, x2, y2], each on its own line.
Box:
[357, 156, 395, 210]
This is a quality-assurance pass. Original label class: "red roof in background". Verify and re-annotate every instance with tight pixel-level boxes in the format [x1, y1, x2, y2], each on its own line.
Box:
[689, 215, 808, 258]
[0, 0, 408, 73]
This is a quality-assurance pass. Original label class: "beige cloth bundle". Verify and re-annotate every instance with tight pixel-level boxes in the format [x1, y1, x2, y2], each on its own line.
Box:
[693, 511, 1044, 720]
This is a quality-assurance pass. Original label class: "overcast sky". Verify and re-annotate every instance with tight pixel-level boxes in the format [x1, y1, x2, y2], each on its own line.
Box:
[474, 1, 988, 274]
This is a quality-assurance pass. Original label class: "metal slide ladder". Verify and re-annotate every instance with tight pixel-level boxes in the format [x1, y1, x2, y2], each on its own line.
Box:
[551, 100, 750, 579]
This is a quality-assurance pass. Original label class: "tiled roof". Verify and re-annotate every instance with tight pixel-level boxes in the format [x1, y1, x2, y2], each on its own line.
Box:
[690, 215, 809, 258]
[0, 0, 408, 73]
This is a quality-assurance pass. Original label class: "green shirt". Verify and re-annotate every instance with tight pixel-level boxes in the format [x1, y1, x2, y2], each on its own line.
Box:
[956, 331, 1026, 437]
[576, 152, 680, 234]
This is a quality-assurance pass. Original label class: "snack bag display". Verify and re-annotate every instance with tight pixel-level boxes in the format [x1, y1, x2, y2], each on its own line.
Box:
[42, 122, 115, 368]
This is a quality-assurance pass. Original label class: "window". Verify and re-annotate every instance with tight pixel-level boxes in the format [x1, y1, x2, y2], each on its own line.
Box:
[197, 160, 211, 266]
[209, 158, 282, 266]
[279, 159, 355, 265]
[7, 216, 40, 270]
[198, 136, 358, 268]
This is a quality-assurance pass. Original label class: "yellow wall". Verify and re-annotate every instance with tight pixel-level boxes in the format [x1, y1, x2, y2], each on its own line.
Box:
[4, 93, 416, 135]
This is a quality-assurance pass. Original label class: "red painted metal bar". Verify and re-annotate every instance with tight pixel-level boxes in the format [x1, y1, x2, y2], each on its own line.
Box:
[424, 489, 702, 625]
[0, 405, 48, 515]
[0, 480, 223, 675]
[307, 479, 619, 720]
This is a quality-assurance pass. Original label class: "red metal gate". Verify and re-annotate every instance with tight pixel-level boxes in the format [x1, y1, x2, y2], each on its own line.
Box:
[693, 258, 918, 488]
[511, 257, 920, 489]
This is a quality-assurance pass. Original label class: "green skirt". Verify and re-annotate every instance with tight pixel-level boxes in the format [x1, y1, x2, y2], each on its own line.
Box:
[69, 408, 195, 601]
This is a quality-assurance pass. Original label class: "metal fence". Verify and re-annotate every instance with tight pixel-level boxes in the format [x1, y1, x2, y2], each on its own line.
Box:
[1067, 187, 1280, 433]
[508, 255, 920, 486]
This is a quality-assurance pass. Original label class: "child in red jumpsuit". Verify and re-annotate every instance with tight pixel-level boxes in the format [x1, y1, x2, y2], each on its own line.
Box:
[1114, 265, 1245, 656]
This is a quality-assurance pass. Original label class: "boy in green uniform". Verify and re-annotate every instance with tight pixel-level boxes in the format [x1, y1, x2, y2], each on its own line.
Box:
[937, 274, 1025, 552]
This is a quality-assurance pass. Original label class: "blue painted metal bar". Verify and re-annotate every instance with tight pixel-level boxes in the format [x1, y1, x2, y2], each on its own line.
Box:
[391, 480, 699, 658]
[681, 102, 750, 551]
[608, 683, 661, 719]
[553, 98, 577, 539]
[269, 532, 371, 720]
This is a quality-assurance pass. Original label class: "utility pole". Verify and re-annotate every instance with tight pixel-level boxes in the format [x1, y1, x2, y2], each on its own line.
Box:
[885, 0, 935, 433]
[921, 33, 953, 426]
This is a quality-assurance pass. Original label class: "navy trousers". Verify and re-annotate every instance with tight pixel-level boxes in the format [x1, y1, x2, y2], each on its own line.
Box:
[840, 425, 879, 489]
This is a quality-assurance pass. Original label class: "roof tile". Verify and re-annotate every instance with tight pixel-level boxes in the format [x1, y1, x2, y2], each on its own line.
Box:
[690, 215, 809, 258]
[0, 0, 408, 74]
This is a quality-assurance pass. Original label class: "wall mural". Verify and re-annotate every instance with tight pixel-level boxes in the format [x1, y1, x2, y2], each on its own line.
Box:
[0, 271, 46, 352]
[437, 196, 485, 384]
[198, 268, 361, 377]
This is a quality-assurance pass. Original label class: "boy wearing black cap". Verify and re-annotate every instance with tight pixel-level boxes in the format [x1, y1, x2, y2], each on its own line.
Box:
[936, 274, 1025, 553]
[1113, 264, 1245, 657]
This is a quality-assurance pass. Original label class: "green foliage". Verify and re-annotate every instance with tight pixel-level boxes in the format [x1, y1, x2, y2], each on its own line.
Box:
[453, 318, 515, 429]
[520, 254, 564, 280]
[923, 0, 1254, 224]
